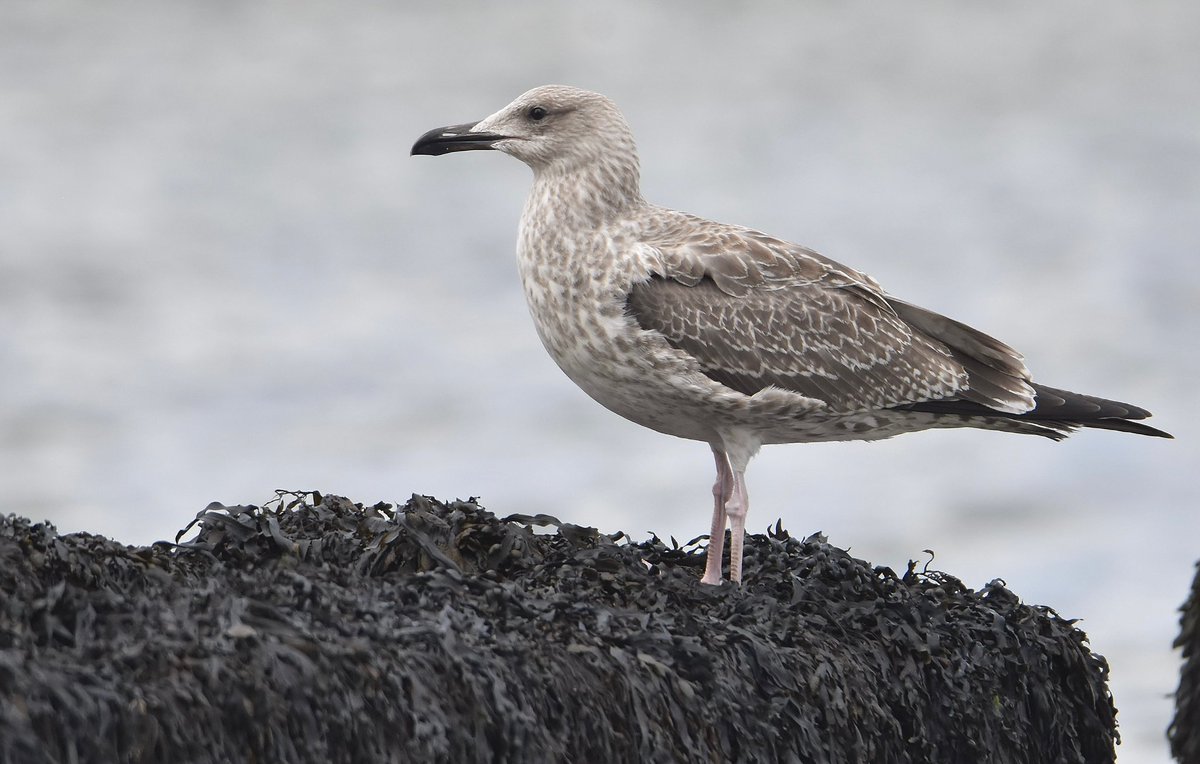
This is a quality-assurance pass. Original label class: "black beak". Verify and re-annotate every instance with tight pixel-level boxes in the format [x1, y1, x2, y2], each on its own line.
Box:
[411, 122, 506, 156]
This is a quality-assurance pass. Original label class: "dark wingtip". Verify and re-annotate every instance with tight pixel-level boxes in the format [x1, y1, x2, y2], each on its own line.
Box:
[1024, 385, 1172, 438]
[894, 383, 1173, 439]
[1096, 419, 1174, 439]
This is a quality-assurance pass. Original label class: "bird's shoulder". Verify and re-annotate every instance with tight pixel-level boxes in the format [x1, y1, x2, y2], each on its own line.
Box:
[626, 206, 888, 308]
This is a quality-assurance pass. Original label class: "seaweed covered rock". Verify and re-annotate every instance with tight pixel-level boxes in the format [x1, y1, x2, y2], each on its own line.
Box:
[1, 493, 1117, 763]
[1173, 561, 1200, 762]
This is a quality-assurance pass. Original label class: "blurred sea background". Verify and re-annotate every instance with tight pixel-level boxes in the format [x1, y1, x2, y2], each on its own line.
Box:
[1, 2, 1196, 760]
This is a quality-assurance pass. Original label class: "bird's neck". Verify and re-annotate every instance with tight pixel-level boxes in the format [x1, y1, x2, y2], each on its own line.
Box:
[527, 156, 644, 229]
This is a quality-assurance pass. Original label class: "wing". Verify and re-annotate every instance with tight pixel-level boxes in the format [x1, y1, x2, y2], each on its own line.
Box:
[625, 213, 1035, 415]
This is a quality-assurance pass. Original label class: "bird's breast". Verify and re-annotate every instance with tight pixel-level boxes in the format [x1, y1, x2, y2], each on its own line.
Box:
[517, 228, 636, 373]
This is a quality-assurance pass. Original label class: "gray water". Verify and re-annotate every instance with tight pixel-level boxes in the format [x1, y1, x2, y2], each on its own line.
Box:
[2, 2, 1197, 760]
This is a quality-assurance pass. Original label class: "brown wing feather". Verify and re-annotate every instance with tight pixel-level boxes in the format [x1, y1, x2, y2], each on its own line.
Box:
[626, 274, 970, 414]
[628, 210, 1039, 415]
[884, 297, 1035, 412]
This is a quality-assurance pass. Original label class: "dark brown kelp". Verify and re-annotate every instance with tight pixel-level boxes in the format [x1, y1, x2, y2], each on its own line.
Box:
[1172, 561, 1200, 762]
[1, 493, 1118, 763]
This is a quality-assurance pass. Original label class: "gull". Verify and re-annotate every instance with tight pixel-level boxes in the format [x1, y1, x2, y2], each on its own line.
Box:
[411, 85, 1170, 585]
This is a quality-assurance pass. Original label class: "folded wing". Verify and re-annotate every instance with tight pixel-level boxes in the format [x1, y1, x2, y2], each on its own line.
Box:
[625, 219, 1036, 416]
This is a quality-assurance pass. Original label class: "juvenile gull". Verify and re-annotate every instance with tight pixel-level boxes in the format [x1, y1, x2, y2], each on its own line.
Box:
[411, 85, 1170, 585]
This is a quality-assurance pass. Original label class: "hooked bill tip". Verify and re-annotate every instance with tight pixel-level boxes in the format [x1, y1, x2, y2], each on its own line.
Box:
[411, 122, 504, 156]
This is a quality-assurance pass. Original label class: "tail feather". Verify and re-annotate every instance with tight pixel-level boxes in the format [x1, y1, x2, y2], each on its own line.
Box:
[895, 383, 1172, 439]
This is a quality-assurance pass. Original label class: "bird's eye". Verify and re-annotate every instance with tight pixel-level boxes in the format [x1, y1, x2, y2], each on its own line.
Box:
[528, 106, 548, 121]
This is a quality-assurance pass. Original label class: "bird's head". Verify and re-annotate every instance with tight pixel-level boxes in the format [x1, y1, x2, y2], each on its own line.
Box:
[412, 85, 640, 182]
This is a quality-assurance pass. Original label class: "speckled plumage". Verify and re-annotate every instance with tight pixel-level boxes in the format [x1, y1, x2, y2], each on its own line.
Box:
[412, 85, 1169, 585]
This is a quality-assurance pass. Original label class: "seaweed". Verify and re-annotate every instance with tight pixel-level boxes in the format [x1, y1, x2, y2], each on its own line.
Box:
[1172, 560, 1200, 762]
[1, 492, 1118, 763]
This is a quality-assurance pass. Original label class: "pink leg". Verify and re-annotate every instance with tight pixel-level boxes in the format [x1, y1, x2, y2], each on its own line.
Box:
[725, 469, 749, 583]
[700, 447, 733, 585]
